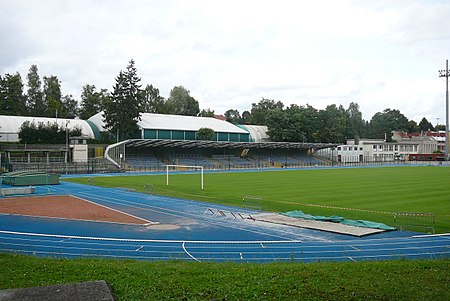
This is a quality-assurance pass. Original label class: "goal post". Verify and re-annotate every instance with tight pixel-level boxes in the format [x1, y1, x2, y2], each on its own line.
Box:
[165, 164, 204, 190]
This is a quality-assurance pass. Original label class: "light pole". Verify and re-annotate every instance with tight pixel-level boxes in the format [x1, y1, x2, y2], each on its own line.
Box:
[65, 121, 70, 174]
[436, 117, 440, 153]
[439, 60, 449, 161]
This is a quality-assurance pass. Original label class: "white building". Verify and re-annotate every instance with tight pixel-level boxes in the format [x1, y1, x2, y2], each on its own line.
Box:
[319, 138, 422, 163]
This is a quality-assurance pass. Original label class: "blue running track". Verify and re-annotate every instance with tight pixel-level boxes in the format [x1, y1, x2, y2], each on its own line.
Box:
[0, 181, 449, 263]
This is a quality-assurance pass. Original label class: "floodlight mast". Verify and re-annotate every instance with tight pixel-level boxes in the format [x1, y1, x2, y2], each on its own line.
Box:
[439, 59, 449, 161]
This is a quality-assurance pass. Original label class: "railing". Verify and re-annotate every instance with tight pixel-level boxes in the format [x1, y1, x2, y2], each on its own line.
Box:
[7, 159, 119, 174]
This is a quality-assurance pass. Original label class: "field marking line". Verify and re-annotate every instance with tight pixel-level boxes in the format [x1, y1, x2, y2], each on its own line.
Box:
[0, 212, 153, 226]
[412, 233, 450, 238]
[0, 230, 302, 244]
[349, 245, 362, 251]
[182, 242, 201, 262]
[4, 246, 450, 262]
[2, 239, 447, 258]
[0, 247, 175, 261]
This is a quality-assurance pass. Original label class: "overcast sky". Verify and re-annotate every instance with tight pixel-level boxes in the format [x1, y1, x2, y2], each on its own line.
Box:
[1, 0, 450, 123]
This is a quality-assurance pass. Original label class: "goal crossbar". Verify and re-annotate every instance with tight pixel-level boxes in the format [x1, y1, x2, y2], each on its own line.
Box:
[164, 164, 204, 190]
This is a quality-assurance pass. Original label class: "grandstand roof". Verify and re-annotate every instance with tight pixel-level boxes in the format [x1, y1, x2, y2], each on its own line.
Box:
[0, 115, 96, 142]
[121, 139, 336, 150]
[88, 112, 248, 134]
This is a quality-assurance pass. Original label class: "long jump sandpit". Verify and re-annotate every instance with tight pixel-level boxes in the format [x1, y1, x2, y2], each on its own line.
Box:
[0, 195, 153, 225]
[254, 213, 386, 237]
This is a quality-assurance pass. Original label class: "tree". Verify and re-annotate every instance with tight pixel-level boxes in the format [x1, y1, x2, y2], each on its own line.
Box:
[345, 102, 366, 140]
[26, 65, 44, 116]
[302, 104, 320, 142]
[0, 73, 27, 115]
[43, 75, 62, 117]
[140, 84, 166, 113]
[266, 108, 289, 141]
[196, 127, 214, 140]
[165, 86, 200, 116]
[317, 104, 347, 143]
[103, 59, 142, 141]
[224, 109, 241, 124]
[79, 84, 108, 119]
[284, 104, 310, 142]
[436, 124, 446, 131]
[407, 120, 419, 133]
[18, 120, 81, 144]
[418, 117, 434, 132]
[241, 110, 251, 124]
[250, 98, 284, 125]
[198, 108, 215, 117]
[61, 94, 79, 118]
[368, 108, 409, 140]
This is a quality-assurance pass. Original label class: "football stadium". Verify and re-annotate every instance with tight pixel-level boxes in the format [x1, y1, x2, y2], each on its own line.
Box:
[1, 112, 449, 300]
[1, 113, 449, 264]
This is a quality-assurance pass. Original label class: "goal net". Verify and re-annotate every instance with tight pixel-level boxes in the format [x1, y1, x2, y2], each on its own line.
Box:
[165, 165, 204, 190]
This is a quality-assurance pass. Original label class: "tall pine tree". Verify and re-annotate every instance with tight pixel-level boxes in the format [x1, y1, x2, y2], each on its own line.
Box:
[0, 73, 27, 115]
[43, 75, 62, 117]
[26, 65, 44, 116]
[79, 84, 108, 119]
[103, 59, 142, 141]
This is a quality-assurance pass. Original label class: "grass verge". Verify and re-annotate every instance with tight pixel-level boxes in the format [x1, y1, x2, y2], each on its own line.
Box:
[0, 253, 449, 301]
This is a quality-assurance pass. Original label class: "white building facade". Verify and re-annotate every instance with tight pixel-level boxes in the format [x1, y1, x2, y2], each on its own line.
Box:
[319, 138, 426, 163]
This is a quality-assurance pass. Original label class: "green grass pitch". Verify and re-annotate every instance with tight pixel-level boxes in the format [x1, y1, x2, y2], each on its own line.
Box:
[66, 166, 450, 233]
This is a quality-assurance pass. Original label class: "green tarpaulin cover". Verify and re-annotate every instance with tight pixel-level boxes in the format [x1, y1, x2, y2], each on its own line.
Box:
[281, 210, 395, 231]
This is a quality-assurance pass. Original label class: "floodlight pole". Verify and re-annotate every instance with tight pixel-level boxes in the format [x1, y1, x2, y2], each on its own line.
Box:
[439, 60, 449, 161]
[65, 120, 70, 174]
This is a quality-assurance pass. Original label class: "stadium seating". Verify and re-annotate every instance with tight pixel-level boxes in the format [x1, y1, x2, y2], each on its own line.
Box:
[117, 152, 326, 172]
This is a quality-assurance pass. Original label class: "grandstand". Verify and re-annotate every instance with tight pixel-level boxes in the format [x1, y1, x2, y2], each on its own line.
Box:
[117, 142, 329, 172]
[0, 112, 331, 174]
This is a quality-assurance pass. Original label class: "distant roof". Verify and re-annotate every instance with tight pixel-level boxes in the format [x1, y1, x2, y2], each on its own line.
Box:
[88, 112, 248, 134]
[0, 115, 96, 142]
[214, 115, 226, 121]
[238, 124, 269, 142]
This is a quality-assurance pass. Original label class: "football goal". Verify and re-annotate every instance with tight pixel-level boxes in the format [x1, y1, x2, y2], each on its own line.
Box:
[165, 165, 204, 190]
